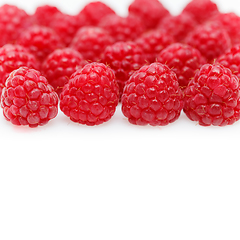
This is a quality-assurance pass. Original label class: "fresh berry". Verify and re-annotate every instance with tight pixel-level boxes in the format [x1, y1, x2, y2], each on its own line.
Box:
[182, 0, 219, 24]
[185, 23, 231, 63]
[157, 43, 206, 90]
[60, 63, 119, 126]
[99, 14, 144, 42]
[217, 44, 240, 79]
[70, 26, 113, 63]
[0, 44, 40, 97]
[135, 29, 175, 64]
[1, 67, 58, 127]
[128, 0, 170, 30]
[101, 41, 145, 97]
[183, 64, 240, 126]
[158, 13, 197, 42]
[122, 62, 183, 126]
[0, 4, 30, 47]
[32, 5, 61, 27]
[42, 48, 84, 96]
[77, 1, 115, 26]
[18, 26, 64, 62]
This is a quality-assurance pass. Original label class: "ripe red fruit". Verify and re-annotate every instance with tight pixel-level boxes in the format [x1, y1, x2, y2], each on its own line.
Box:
[184, 64, 240, 126]
[157, 43, 206, 90]
[70, 27, 113, 63]
[122, 62, 183, 126]
[185, 23, 231, 63]
[60, 63, 119, 126]
[1, 67, 58, 127]
[101, 41, 145, 97]
[0, 44, 40, 97]
[135, 29, 175, 64]
[18, 26, 64, 62]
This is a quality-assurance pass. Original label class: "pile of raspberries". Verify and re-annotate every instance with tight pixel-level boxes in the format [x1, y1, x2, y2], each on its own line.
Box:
[1, 0, 240, 127]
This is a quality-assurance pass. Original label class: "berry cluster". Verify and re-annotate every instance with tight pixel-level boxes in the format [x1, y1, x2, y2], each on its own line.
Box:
[1, 0, 240, 127]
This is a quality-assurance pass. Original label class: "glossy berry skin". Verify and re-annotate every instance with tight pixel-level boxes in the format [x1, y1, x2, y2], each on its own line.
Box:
[185, 23, 231, 63]
[157, 43, 206, 90]
[101, 41, 145, 97]
[182, 0, 219, 24]
[128, 0, 170, 30]
[135, 29, 175, 64]
[1, 67, 58, 127]
[60, 63, 119, 126]
[122, 62, 183, 126]
[158, 13, 197, 42]
[18, 26, 64, 62]
[99, 14, 144, 43]
[0, 44, 40, 97]
[42, 48, 84, 96]
[0, 4, 30, 47]
[184, 64, 240, 126]
[217, 44, 240, 80]
[70, 27, 113, 63]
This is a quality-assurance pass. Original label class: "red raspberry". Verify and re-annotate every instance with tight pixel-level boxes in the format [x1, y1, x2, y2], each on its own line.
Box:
[217, 44, 240, 80]
[210, 12, 240, 46]
[183, 64, 240, 126]
[98, 14, 144, 43]
[32, 5, 61, 27]
[158, 13, 198, 42]
[49, 13, 81, 47]
[0, 44, 40, 97]
[135, 29, 175, 64]
[122, 62, 183, 126]
[1, 67, 58, 127]
[18, 26, 64, 62]
[101, 41, 145, 97]
[70, 27, 113, 63]
[128, 0, 170, 30]
[182, 0, 219, 24]
[157, 43, 206, 90]
[185, 23, 231, 63]
[0, 4, 30, 47]
[77, 1, 115, 26]
[60, 63, 119, 126]
[42, 48, 84, 96]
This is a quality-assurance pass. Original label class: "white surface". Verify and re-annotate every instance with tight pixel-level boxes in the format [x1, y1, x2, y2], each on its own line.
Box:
[0, 0, 240, 240]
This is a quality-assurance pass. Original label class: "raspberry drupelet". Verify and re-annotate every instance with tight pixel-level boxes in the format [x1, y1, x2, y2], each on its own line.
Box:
[60, 63, 119, 126]
[122, 62, 183, 126]
[1, 67, 59, 127]
[184, 64, 240, 126]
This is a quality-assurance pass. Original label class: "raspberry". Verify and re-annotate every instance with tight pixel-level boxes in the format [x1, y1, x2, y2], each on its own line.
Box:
[77, 1, 115, 26]
[18, 26, 64, 62]
[158, 13, 198, 42]
[135, 29, 175, 64]
[0, 44, 40, 97]
[101, 41, 145, 97]
[122, 62, 183, 126]
[217, 44, 240, 80]
[183, 64, 240, 126]
[1, 67, 58, 127]
[60, 63, 119, 126]
[32, 5, 61, 27]
[98, 14, 144, 42]
[185, 23, 231, 63]
[42, 48, 84, 96]
[70, 27, 113, 63]
[157, 43, 206, 90]
[49, 13, 81, 47]
[128, 0, 170, 30]
[182, 0, 219, 24]
[0, 4, 30, 47]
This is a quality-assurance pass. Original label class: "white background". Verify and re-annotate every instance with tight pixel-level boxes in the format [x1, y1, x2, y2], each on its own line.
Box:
[0, 0, 240, 240]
